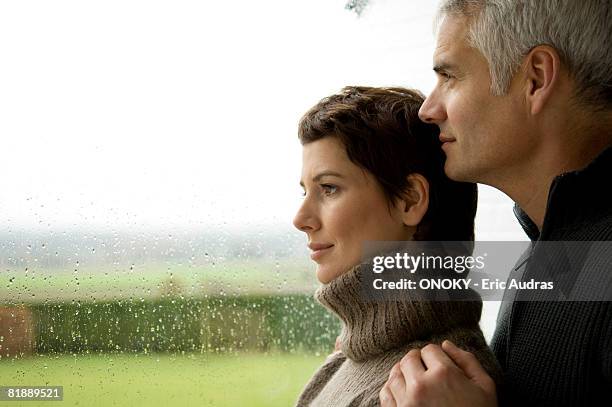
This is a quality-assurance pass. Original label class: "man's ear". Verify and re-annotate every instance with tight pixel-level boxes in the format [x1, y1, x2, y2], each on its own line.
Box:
[399, 173, 429, 227]
[523, 45, 561, 115]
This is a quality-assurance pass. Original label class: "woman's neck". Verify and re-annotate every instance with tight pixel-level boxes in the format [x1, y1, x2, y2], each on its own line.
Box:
[315, 264, 482, 362]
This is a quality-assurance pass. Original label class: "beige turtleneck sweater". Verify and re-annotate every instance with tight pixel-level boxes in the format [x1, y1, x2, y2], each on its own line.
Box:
[295, 265, 502, 407]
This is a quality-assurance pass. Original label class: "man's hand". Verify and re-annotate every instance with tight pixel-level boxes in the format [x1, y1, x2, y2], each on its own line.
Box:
[379, 340, 497, 407]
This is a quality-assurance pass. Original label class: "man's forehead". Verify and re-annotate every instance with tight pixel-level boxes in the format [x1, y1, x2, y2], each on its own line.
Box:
[435, 15, 470, 50]
[433, 15, 471, 61]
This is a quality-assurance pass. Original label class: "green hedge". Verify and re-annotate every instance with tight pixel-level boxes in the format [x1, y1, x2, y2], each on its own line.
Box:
[31, 295, 340, 354]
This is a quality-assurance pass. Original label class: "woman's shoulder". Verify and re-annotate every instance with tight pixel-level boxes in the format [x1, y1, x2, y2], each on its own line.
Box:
[295, 351, 347, 407]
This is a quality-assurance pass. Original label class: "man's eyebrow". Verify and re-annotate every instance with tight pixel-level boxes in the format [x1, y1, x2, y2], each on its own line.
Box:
[433, 62, 456, 74]
[299, 171, 343, 187]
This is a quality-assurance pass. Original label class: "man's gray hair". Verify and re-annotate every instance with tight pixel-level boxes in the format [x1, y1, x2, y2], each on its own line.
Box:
[438, 0, 612, 107]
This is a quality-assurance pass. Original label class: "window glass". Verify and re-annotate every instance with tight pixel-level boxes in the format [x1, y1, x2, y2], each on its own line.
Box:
[0, 1, 525, 405]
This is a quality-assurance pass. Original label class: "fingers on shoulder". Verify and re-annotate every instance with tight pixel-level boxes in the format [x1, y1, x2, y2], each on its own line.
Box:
[378, 384, 397, 407]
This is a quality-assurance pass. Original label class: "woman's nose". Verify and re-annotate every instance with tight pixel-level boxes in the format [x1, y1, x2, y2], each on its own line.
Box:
[293, 199, 319, 233]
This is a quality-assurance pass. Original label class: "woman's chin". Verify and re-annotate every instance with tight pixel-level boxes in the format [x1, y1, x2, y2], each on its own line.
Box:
[316, 266, 339, 284]
[316, 264, 351, 284]
[315, 269, 331, 284]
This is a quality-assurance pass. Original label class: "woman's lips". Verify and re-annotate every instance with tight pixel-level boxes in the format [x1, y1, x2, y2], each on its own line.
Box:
[308, 244, 334, 261]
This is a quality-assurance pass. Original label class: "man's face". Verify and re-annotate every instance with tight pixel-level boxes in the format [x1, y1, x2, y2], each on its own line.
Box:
[418, 15, 533, 185]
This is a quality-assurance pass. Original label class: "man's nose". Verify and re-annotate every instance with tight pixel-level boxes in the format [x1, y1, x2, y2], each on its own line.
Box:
[418, 90, 446, 125]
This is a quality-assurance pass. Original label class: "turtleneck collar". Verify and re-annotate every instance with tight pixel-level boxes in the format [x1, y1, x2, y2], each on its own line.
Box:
[514, 145, 612, 241]
[315, 264, 482, 362]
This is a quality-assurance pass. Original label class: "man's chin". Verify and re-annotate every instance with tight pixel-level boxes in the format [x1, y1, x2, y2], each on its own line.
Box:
[444, 161, 472, 182]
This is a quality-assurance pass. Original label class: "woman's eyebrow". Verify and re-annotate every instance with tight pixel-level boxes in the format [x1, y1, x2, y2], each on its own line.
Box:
[313, 171, 343, 182]
[300, 171, 344, 187]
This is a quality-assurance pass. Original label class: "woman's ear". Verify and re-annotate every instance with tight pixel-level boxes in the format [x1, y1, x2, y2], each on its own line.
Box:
[399, 173, 429, 227]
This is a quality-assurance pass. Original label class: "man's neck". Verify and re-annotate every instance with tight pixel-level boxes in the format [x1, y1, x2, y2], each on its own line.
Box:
[500, 127, 612, 230]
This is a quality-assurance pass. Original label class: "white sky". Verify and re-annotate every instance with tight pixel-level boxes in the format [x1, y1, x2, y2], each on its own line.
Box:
[0, 0, 525, 240]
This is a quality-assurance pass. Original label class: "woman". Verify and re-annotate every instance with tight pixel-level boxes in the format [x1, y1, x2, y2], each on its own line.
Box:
[293, 86, 501, 406]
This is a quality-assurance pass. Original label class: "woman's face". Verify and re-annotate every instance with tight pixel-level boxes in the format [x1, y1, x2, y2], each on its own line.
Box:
[293, 137, 415, 283]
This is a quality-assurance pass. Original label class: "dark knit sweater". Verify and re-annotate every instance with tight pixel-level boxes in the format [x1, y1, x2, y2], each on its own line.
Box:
[296, 265, 501, 406]
[491, 146, 612, 406]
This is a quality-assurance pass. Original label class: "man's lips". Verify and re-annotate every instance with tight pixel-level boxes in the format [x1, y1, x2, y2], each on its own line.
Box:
[439, 134, 456, 143]
[308, 243, 334, 260]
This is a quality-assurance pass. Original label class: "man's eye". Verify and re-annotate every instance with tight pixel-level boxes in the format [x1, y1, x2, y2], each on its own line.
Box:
[440, 72, 452, 82]
[321, 184, 338, 195]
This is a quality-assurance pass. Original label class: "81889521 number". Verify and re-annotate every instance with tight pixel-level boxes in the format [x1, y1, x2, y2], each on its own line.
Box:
[0, 386, 63, 401]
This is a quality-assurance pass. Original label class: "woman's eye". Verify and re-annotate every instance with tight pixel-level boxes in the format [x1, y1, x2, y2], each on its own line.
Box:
[321, 184, 338, 195]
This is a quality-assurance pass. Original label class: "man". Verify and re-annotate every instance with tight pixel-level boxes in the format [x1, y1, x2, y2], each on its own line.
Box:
[379, 0, 612, 406]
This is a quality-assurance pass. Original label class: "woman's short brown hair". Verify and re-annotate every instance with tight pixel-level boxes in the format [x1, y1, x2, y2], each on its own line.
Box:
[298, 86, 477, 241]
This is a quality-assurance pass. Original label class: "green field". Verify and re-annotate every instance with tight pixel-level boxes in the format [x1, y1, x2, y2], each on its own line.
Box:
[0, 352, 325, 406]
[1, 259, 318, 304]
[0, 258, 330, 406]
